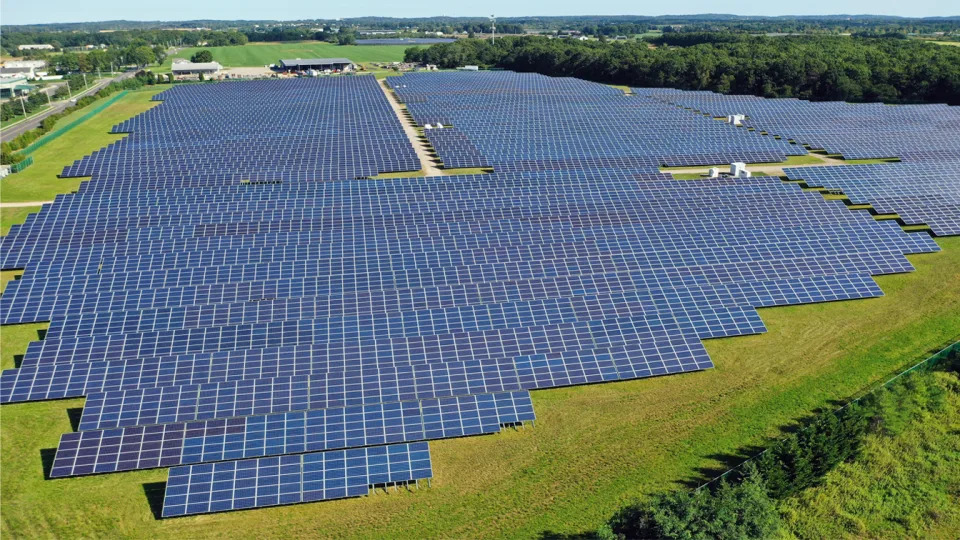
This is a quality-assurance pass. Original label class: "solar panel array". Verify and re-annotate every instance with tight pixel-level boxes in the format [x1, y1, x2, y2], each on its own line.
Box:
[389, 72, 808, 172]
[636, 88, 959, 236]
[636, 88, 960, 162]
[0, 72, 949, 518]
[62, 77, 420, 187]
[784, 162, 960, 236]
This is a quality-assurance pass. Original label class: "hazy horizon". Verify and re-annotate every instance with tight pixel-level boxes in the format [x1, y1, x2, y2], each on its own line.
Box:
[1, 0, 957, 27]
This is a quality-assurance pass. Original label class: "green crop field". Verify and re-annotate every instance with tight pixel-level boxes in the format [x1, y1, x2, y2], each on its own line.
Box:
[161, 41, 414, 69]
[1, 77, 959, 539]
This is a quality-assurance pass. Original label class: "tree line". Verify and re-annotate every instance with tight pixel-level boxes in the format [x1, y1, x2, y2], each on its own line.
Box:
[404, 35, 960, 105]
[597, 345, 960, 539]
[1, 29, 247, 56]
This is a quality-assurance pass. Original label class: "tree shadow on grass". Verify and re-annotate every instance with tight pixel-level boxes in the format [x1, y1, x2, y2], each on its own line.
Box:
[538, 531, 601, 540]
[143, 482, 167, 520]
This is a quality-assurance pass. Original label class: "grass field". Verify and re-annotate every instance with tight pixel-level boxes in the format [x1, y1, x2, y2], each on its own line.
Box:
[161, 41, 413, 69]
[1, 207, 42, 235]
[779, 370, 960, 538]
[0, 88, 167, 203]
[1, 76, 958, 538]
[930, 40, 960, 46]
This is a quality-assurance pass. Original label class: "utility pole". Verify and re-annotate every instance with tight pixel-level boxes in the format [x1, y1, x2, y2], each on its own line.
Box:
[490, 15, 496, 45]
[82, 72, 88, 88]
[66, 80, 73, 98]
[19, 96, 27, 117]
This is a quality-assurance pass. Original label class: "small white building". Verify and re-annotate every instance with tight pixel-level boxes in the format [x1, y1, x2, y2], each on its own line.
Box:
[18, 44, 55, 51]
[458, 65, 479, 71]
[730, 162, 751, 178]
[726, 114, 746, 126]
[1, 60, 47, 79]
[171, 59, 223, 77]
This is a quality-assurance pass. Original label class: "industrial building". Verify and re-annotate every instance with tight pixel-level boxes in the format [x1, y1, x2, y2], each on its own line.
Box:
[171, 59, 224, 77]
[278, 58, 355, 72]
[0, 77, 36, 98]
[1, 60, 47, 79]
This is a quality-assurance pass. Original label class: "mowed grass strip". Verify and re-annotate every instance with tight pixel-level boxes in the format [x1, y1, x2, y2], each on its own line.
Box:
[1, 206, 42, 236]
[162, 41, 413, 69]
[0, 88, 168, 203]
[1, 235, 957, 537]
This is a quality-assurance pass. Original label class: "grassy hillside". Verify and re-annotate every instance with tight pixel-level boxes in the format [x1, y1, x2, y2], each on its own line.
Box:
[162, 41, 413, 68]
[779, 370, 960, 538]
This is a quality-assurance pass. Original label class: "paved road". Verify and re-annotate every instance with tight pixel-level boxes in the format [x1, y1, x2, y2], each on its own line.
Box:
[0, 70, 137, 143]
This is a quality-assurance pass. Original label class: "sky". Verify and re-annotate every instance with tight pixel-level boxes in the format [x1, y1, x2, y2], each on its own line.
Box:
[1, 0, 955, 25]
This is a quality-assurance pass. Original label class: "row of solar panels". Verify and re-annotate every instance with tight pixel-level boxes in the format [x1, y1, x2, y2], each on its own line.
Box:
[2, 72, 954, 519]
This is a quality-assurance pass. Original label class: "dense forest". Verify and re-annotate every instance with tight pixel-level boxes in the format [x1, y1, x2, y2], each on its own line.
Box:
[405, 35, 960, 105]
[0, 28, 247, 53]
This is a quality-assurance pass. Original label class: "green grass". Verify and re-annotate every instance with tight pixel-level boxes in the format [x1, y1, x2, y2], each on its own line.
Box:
[930, 40, 960, 46]
[0, 88, 166, 203]
[778, 371, 960, 538]
[2, 233, 957, 537]
[366, 170, 427, 179]
[0, 206, 42, 236]
[162, 41, 414, 69]
[442, 167, 494, 175]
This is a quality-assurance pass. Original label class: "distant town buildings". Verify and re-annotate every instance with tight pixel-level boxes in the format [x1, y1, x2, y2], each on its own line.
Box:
[17, 44, 55, 51]
[0, 60, 47, 79]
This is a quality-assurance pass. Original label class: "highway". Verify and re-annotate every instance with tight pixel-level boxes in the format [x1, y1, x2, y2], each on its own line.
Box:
[1, 70, 137, 143]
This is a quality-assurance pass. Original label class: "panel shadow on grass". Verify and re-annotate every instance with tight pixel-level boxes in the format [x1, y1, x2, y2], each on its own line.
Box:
[66, 408, 84, 432]
[143, 482, 167, 520]
[39, 448, 57, 480]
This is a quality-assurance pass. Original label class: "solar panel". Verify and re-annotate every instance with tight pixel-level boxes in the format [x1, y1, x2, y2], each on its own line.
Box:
[1, 72, 954, 517]
[162, 442, 432, 517]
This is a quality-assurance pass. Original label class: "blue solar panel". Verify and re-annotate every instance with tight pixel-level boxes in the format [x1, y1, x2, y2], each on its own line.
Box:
[162, 442, 432, 517]
[1, 72, 953, 517]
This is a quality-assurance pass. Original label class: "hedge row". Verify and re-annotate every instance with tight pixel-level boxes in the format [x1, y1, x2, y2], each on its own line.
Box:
[1, 70, 171, 165]
[601, 344, 959, 539]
